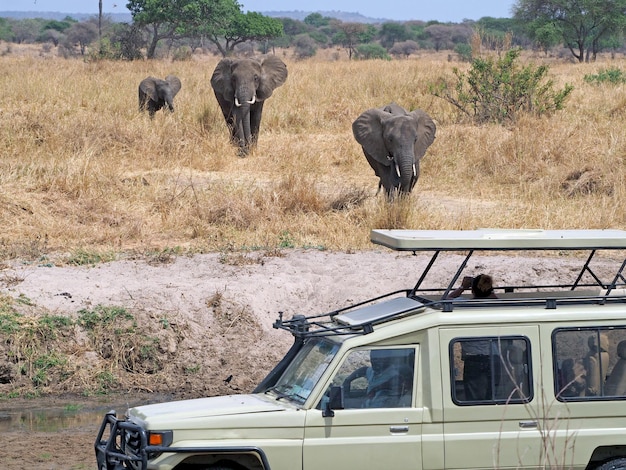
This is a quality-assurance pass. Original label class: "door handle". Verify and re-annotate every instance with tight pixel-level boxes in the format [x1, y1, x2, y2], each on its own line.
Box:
[390, 425, 409, 434]
[519, 420, 538, 429]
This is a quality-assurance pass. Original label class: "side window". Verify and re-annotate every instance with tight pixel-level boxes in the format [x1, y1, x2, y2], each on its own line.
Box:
[553, 327, 626, 400]
[330, 348, 415, 409]
[450, 337, 531, 405]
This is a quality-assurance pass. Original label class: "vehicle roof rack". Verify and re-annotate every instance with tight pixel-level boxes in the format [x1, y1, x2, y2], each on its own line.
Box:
[273, 291, 422, 338]
[273, 229, 626, 339]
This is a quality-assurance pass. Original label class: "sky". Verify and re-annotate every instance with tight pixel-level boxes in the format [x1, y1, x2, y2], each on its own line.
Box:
[1, 0, 517, 22]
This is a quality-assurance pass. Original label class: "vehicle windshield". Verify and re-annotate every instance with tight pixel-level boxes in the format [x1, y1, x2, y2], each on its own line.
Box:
[267, 338, 340, 405]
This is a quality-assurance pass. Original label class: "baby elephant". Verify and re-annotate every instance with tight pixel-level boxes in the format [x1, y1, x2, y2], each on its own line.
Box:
[138, 75, 182, 117]
[353, 103, 436, 198]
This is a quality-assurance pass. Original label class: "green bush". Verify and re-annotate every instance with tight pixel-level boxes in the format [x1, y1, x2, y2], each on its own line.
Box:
[355, 43, 391, 60]
[430, 48, 574, 124]
[584, 67, 626, 85]
[454, 43, 473, 62]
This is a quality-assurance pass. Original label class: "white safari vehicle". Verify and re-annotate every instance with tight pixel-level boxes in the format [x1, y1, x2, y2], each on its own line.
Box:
[96, 229, 626, 470]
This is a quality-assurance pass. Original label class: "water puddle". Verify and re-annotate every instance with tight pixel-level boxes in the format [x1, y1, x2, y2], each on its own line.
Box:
[0, 395, 170, 432]
[0, 406, 110, 432]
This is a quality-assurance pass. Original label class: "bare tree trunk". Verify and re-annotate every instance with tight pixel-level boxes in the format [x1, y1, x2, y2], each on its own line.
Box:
[98, 0, 102, 41]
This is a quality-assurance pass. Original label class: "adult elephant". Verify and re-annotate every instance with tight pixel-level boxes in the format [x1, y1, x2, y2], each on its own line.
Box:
[211, 55, 288, 156]
[352, 103, 436, 198]
[138, 75, 181, 118]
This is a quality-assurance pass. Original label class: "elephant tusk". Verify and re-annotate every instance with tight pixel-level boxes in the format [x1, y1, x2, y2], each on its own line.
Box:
[413, 163, 417, 177]
[395, 163, 401, 178]
[246, 96, 256, 105]
[234, 97, 241, 107]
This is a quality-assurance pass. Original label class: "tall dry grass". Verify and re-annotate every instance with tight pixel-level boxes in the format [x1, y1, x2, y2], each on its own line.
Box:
[1, 46, 626, 261]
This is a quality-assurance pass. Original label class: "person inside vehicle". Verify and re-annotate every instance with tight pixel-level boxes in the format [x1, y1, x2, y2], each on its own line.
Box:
[363, 349, 413, 408]
[343, 348, 414, 408]
[446, 274, 498, 300]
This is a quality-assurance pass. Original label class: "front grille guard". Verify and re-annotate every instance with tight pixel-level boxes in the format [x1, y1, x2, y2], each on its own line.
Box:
[95, 411, 150, 470]
[95, 411, 273, 470]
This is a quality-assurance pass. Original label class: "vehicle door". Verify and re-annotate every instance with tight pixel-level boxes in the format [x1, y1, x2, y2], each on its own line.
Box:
[440, 326, 542, 469]
[303, 346, 423, 469]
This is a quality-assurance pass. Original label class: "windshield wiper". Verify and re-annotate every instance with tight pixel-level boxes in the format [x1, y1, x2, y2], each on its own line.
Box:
[265, 386, 306, 402]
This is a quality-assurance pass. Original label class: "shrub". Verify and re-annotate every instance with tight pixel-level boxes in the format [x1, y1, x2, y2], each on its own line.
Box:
[584, 67, 626, 85]
[454, 43, 472, 62]
[430, 48, 574, 124]
[355, 43, 391, 60]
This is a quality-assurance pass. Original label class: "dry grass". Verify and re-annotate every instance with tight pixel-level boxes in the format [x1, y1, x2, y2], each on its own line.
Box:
[1, 45, 626, 261]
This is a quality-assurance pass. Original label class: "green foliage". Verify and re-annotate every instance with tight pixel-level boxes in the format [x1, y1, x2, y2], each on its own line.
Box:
[430, 48, 574, 124]
[355, 43, 391, 60]
[184, 364, 201, 374]
[454, 43, 473, 61]
[584, 67, 626, 85]
[278, 231, 295, 249]
[294, 33, 317, 59]
[30, 353, 67, 386]
[66, 248, 116, 266]
[37, 314, 74, 340]
[77, 305, 134, 331]
[304, 13, 331, 28]
[514, 0, 626, 62]
[0, 17, 15, 41]
[0, 311, 20, 335]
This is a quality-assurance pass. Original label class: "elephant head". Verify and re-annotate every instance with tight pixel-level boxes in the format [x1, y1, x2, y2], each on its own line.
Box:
[138, 75, 182, 118]
[211, 55, 288, 156]
[352, 103, 436, 198]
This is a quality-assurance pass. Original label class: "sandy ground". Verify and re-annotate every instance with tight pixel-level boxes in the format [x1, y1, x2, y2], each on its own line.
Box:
[0, 247, 622, 469]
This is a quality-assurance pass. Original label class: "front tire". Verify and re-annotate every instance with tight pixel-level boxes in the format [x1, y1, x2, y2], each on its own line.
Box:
[598, 458, 626, 470]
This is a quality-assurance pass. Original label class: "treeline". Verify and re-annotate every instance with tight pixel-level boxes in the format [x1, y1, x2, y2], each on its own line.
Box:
[0, 8, 624, 62]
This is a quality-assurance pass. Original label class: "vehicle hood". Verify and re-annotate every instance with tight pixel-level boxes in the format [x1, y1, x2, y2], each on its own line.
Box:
[128, 393, 294, 428]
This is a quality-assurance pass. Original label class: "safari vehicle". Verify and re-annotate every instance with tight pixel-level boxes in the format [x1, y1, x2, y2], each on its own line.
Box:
[96, 229, 626, 470]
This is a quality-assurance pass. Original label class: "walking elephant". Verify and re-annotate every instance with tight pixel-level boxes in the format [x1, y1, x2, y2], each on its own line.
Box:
[211, 55, 288, 156]
[352, 103, 436, 198]
[138, 75, 181, 118]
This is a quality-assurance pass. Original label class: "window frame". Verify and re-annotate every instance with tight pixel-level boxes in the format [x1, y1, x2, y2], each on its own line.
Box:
[449, 335, 532, 406]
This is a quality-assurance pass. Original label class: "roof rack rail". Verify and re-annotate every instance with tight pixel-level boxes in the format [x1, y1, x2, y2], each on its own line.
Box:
[273, 290, 422, 338]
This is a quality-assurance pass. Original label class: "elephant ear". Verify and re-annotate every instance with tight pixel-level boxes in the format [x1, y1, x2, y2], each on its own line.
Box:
[165, 75, 181, 97]
[210, 58, 235, 99]
[352, 108, 392, 167]
[409, 109, 436, 160]
[139, 77, 159, 102]
[257, 55, 288, 101]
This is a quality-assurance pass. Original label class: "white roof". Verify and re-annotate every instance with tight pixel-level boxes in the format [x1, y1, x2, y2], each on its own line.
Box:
[370, 229, 626, 251]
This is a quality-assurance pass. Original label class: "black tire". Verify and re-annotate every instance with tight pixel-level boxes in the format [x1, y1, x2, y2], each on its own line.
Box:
[598, 458, 626, 470]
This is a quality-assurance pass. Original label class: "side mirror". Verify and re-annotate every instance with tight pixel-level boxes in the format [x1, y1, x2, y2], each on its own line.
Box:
[322, 386, 344, 418]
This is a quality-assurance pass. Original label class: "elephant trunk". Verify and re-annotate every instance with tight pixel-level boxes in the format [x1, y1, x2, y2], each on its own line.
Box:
[236, 104, 252, 155]
[398, 156, 415, 193]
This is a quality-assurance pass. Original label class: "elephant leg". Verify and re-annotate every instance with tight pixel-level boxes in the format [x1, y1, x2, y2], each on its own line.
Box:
[148, 101, 158, 118]
[249, 101, 265, 146]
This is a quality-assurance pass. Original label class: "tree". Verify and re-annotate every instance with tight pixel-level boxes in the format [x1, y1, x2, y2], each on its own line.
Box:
[379, 22, 410, 48]
[389, 40, 419, 58]
[513, 0, 626, 62]
[304, 13, 330, 28]
[293, 33, 317, 59]
[127, 0, 283, 58]
[11, 18, 41, 44]
[127, 0, 185, 58]
[65, 21, 98, 55]
[331, 21, 374, 59]
[424, 24, 455, 51]
[216, 11, 284, 57]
